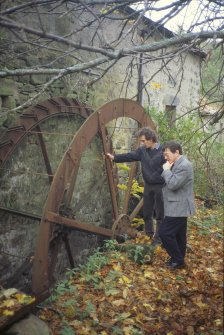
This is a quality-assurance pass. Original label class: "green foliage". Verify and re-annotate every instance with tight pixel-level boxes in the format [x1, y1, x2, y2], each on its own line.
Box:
[105, 269, 123, 281]
[81, 248, 109, 275]
[103, 239, 119, 251]
[80, 300, 96, 319]
[104, 269, 124, 296]
[61, 299, 77, 308]
[146, 106, 204, 148]
[119, 243, 154, 265]
[55, 280, 77, 296]
[145, 106, 224, 201]
[59, 325, 75, 335]
[65, 268, 79, 277]
[133, 245, 144, 263]
[111, 327, 123, 335]
[77, 248, 110, 286]
[131, 329, 144, 335]
[44, 279, 77, 304]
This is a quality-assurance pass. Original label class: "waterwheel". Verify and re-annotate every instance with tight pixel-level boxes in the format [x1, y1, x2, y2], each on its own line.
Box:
[0, 98, 155, 299]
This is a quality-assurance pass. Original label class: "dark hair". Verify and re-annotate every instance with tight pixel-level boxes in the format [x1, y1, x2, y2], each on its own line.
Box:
[162, 141, 183, 154]
[136, 127, 157, 142]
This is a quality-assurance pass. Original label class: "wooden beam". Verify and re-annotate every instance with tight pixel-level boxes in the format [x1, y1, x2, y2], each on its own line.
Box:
[46, 211, 113, 237]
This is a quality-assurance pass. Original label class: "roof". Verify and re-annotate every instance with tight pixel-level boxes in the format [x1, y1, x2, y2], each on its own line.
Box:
[122, 6, 206, 59]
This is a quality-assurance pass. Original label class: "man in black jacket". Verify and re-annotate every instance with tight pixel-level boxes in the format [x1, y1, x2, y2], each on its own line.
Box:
[106, 127, 165, 244]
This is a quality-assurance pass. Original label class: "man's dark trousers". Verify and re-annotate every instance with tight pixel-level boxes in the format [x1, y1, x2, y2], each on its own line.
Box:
[159, 216, 187, 264]
[143, 183, 164, 239]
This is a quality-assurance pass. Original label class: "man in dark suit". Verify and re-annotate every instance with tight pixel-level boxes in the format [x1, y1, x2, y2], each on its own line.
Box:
[160, 141, 195, 269]
[106, 127, 165, 244]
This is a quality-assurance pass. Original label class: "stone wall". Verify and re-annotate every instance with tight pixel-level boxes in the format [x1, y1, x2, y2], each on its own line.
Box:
[142, 50, 202, 114]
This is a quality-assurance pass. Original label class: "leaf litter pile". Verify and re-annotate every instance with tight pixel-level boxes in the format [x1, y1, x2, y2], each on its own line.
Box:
[39, 205, 223, 335]
[0, 288, 35, 327]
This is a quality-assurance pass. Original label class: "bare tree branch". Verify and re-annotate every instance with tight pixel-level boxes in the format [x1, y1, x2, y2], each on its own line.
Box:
[0, 21, 223, 79]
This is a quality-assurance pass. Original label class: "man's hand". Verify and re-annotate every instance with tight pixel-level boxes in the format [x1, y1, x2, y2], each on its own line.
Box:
[163, 161, 173, 171]
[106, 153, 114, 161]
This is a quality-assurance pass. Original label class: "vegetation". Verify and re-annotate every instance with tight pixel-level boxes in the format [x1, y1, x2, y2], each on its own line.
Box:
[146, 107, 224, 203]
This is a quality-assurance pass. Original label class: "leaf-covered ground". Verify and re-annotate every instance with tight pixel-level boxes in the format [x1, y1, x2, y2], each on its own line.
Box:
[39, 204, 223, 335]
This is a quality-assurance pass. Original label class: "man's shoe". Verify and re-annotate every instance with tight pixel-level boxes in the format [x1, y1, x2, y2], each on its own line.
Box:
[166, 261, 185, 269]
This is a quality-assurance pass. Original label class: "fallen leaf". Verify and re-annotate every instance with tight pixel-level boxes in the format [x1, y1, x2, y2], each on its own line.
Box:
[144, 270, 155, 279]
[143, 303, 155, 311]
[119, 275, 132, 284]
[1, 288, 18, 299]
[105, 288, 120, 296]
[2, 309, 14, 316]
[1, 299, 15, 308]
[123, 288, 128, 298]
[119, 312, 131, 319]
[112, 299, 126, 307]
[112, 264, 122, 271]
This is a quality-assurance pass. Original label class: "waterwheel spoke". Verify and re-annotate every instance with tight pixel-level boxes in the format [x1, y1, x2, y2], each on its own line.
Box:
[129, 197, 144, 221]
[35, 124, 53, 184]
[98, 111, 119, 220]
[122, 161, 138, 214]
[46, 211, 113, 237]
[62, 234, 75, 269]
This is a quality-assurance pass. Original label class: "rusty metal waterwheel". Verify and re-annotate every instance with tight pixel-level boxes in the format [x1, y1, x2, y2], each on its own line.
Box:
[32, 98, 155, 295]
[0, 98, 155, 299]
